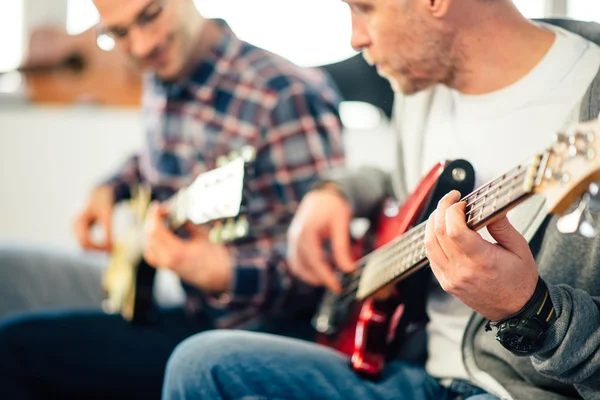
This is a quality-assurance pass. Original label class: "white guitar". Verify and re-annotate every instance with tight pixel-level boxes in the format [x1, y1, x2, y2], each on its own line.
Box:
[103, 146, 256, 323]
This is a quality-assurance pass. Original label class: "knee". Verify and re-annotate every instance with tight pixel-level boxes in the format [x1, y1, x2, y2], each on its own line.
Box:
[165, 330, 242, 382]
[164, 330, 274, 400]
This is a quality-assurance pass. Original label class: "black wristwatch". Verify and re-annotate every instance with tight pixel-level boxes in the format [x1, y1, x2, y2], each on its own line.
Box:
[490, 277, 557, 356]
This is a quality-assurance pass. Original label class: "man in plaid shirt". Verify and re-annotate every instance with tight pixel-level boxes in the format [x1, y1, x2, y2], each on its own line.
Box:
[0, 1, 344, 398]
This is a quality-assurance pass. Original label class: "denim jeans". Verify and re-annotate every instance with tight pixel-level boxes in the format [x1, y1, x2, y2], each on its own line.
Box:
[163, 330, 499, 400]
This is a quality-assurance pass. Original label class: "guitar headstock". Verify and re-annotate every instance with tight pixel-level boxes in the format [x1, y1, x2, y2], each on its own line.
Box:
[532, 119, 600, 217]
[174, 145, 256, 243]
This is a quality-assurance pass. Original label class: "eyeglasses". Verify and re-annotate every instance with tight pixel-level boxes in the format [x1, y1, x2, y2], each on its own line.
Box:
[95, 0, 167, 43]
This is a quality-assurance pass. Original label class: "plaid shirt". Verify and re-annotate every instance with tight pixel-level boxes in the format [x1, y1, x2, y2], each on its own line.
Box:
[104, 20, 345, 328]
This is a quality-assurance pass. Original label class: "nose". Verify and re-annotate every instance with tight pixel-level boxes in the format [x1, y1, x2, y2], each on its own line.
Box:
[350, 14, 371, 52]
[128, 26, 158, 60]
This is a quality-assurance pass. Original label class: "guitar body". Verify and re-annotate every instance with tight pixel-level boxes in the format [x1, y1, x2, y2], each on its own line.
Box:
[129, 259, 159, 324]
[105, 185, 190, 324]
[103, 185, 163, 324]
[102, 150, 256, 324]
[313, 159, 475, 378]
[127, 186, 178, 324]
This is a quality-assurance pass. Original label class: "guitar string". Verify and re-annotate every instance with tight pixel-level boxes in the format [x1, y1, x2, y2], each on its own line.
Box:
[336, 167, 529, 301]
[345, 171, 528, 300]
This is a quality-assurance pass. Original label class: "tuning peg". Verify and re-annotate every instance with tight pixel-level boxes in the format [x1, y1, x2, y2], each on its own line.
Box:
[567, 145, 595, 161]
[580, 183, 600, 238]
[228, 151, 240, 162]
[574, 130, 595, 144]
[216, 155, 229, 168]
[557, 183, 600, 237]
[543, 167, 570, 185]
[240, 145, 256, 162]
[578, 214, 598, 238]
[220, 219, 237, 242]
[553, 132, 569, 145]
[561, 129, 596, 160]
[557, 196, 587, 234]
[577, 196, 598, 239]
[235, 216, 249, 238]
[209, 222, 223, 243]
[553, 130, 596, 161]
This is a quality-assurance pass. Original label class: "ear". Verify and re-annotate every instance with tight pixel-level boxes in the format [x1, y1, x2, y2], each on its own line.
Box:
[426, 0, 452, 18]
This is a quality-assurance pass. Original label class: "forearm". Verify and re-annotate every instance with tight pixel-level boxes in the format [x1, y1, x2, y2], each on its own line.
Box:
[100, 154, 143, 202]
[320, 166, 394, 218]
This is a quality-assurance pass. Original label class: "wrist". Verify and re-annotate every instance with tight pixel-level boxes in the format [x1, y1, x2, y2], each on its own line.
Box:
[501, 277, 554, 322]
[203, 244, 233, 294]
[491, 277, 557, 356]
[311, 181, 351, 209]
[312, 181, 345, 196]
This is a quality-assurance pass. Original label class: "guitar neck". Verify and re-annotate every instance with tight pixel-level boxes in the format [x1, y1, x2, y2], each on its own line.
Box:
[157, 156, 249, 229]
[163, 189, 189, 230]
[356, 157, 542, 300]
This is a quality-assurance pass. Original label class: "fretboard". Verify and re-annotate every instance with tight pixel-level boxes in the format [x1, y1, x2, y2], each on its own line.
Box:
[356, 160, 539, 300]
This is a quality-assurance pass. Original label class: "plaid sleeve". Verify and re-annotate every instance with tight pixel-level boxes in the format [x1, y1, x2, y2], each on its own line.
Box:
[212, 82, 345, 321]
[100, 154, 143, 202]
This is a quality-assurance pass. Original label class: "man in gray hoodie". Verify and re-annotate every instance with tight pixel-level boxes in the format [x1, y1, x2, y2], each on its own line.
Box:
[161, 1, 600, 399]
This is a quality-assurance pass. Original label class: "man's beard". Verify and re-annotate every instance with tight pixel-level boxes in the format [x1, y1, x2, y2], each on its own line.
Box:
[379, 70, 425, 95]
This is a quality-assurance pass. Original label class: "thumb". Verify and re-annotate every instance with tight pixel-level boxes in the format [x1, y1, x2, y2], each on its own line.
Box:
[487, 215, 530, 257]
[147, 201, 170, 221]
[184, 222, 209, 239]
[330, 213, 355, 273]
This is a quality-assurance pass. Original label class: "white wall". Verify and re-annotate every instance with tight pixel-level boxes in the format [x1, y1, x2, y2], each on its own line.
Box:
[0, 105, 143, 250]
[0, 104, 395, 250]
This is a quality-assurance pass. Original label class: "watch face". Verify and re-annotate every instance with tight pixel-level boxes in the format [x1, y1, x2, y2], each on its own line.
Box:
[497, 329, 544, 357]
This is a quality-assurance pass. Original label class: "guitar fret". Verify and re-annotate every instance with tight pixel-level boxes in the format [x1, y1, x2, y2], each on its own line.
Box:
[364, 224, 427, 287]
[371, 226, 421, 272]
[465, 166, 527, 226]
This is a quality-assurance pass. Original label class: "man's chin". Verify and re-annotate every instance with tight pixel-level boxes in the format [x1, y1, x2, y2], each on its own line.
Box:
[389, 76, 433, 95]
[386, 77, 412, 95]
[154, 64, 181, 82]
[378, 72, 408, 94]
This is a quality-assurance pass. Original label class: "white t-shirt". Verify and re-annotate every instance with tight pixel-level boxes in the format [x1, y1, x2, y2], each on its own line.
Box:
[414, 24, 600, 380]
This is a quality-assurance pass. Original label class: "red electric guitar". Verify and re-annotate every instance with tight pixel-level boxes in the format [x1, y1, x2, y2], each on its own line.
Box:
[313, 119, 600, 378]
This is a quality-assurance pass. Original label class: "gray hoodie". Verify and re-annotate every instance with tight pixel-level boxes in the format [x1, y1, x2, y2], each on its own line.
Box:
[326, 19, 600, 400]
[464, 22, 600, 396]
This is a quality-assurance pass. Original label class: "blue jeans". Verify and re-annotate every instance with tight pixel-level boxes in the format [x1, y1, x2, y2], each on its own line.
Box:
[163, 330, 499, 400]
